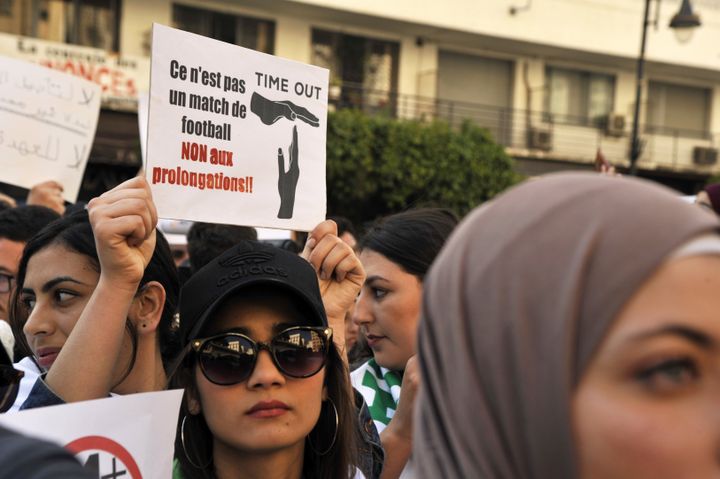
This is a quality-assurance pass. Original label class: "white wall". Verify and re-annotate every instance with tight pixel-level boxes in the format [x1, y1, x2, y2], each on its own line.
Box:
[275, 17, 312, 62]
[120, 0, 171, 56]
[287, 0, 720, 72]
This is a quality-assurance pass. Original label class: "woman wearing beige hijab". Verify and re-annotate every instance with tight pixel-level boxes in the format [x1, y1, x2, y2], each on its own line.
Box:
[415, 173, 720, 478]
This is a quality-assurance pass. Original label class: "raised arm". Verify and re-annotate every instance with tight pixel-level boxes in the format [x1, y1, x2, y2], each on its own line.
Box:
[302, 219, 365, 360]
[44, 177, 157, 402]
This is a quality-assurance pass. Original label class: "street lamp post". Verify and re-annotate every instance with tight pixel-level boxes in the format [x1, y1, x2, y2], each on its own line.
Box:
[628, 0, 701, 176]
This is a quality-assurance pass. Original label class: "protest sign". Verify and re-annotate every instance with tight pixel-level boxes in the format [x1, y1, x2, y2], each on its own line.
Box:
[146, 24, 329, 231]
[0, 390, 183, 479]
[0, 32, 149, 112]
[0, 55, 101, 202]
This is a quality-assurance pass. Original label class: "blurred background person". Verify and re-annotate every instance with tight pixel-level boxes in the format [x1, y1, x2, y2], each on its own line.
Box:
[26, 181, 66, 216]
[0, 206, 60, 323]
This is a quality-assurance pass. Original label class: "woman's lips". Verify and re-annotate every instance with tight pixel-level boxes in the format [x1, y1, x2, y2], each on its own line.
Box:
[35, 347, 61, 369]
[246, 400, 290, 419]
[366, 334, 386, 348]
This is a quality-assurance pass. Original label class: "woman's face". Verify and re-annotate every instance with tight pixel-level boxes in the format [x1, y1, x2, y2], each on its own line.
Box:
[353, 250, 422, 371]
[21, 244, 100, 371]
[574, 255, 720, 479]
[193, 296, 326, 457]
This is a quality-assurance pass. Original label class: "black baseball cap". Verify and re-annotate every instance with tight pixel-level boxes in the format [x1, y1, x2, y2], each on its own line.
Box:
[178, 240, 327, 344]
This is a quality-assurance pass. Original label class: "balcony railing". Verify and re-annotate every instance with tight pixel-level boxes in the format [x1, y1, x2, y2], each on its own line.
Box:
[330, 83, 720, 173]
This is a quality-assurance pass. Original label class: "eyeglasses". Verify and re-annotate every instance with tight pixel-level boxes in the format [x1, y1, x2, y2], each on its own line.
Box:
[192, 326, 332, 386]
[0, 273, 13, 294]
[0, 365, 24, 413]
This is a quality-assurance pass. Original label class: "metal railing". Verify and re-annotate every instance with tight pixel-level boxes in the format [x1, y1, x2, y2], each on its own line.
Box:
[330, 83, 720, 172]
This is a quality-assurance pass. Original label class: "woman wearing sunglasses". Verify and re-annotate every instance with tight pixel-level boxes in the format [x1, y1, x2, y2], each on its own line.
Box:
[9, 177, 180, 408]
[170, 240, 363, 479]
[351, 208, 457, 478]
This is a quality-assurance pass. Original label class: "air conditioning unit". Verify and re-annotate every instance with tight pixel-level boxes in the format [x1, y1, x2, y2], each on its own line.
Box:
[693, 146, 718, 165]
[604, 114, 626, 137]
[529, 128, 553, 151]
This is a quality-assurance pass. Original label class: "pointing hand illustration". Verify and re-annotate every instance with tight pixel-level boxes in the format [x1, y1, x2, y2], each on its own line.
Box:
[251, 92, 320, 127]
[277, 125, 299, 219]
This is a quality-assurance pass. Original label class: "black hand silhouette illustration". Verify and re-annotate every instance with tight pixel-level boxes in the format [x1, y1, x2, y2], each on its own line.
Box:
[251, 92, 320, 127]
[277, 125, 299, 219]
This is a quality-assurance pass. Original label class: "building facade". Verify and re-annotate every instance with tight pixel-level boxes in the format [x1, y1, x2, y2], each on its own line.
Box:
[3, 0, 720, 193]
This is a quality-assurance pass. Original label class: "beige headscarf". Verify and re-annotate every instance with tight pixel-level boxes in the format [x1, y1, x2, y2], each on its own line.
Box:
[414, 173, 719, 478]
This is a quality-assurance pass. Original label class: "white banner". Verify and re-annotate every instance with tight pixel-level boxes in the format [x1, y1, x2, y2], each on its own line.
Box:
[146, 24, 329, 231]
[0, 390, 183, 479]
[0, 32, 149, 112]
[0, 55, 101, 201]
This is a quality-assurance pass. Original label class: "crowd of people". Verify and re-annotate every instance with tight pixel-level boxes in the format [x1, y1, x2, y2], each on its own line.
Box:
[2, 171, 720, 479]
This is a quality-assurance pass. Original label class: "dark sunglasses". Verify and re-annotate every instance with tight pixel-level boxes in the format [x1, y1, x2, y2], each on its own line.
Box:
[0, 365, 24, 413]
[191, 326, 332, 386]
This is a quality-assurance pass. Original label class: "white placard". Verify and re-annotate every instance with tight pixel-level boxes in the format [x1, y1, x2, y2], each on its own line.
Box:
[147, 24, 329, 231]
[0, 390, 183, 479]
[0, 32, 150, 112]
[0, 55, 101, 202]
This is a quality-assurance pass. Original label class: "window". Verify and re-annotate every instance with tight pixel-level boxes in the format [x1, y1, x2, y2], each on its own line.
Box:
[544, 67, 615, 126]
[646, 81, 710, 138]
[0, 0, 120, 51]
[173, 5, 275, 54]
[437, 51, 513, 108]
[0, 0, 13, 17]
[311, 29, 399, 114]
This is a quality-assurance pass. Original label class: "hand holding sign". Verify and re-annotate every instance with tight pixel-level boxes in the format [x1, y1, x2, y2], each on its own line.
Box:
[87, 177, 158, 291]
[302, 219, 366, 354]
[27, 180, 65, 215]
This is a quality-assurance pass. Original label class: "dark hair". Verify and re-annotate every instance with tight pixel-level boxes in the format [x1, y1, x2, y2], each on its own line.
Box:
[171, 286, 359, 479]
[327, 216, 355, 239]
[9, 209, 180, 373]
[187, 222, 258, 273]
[359, 208, 458, 279]
[0, 206, 60, 243]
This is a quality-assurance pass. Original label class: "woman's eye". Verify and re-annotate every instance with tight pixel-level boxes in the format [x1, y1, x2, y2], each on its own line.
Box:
[54, 290, 77, 304]
[636, 358, 698, 392]
[372, 288, 388, 299]
[21, 296, 36, 312]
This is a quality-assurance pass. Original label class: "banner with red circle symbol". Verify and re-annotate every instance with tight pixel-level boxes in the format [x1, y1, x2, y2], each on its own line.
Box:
[0, 390, 183, 479]
[66, 436, 143, 479]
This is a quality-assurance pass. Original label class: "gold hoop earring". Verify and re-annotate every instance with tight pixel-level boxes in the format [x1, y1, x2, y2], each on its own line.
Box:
[181, 415, 212, 469]
[307, 398, 338, 456]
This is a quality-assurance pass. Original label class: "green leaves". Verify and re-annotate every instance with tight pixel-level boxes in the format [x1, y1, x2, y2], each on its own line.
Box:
[326, 110, 521, 228]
